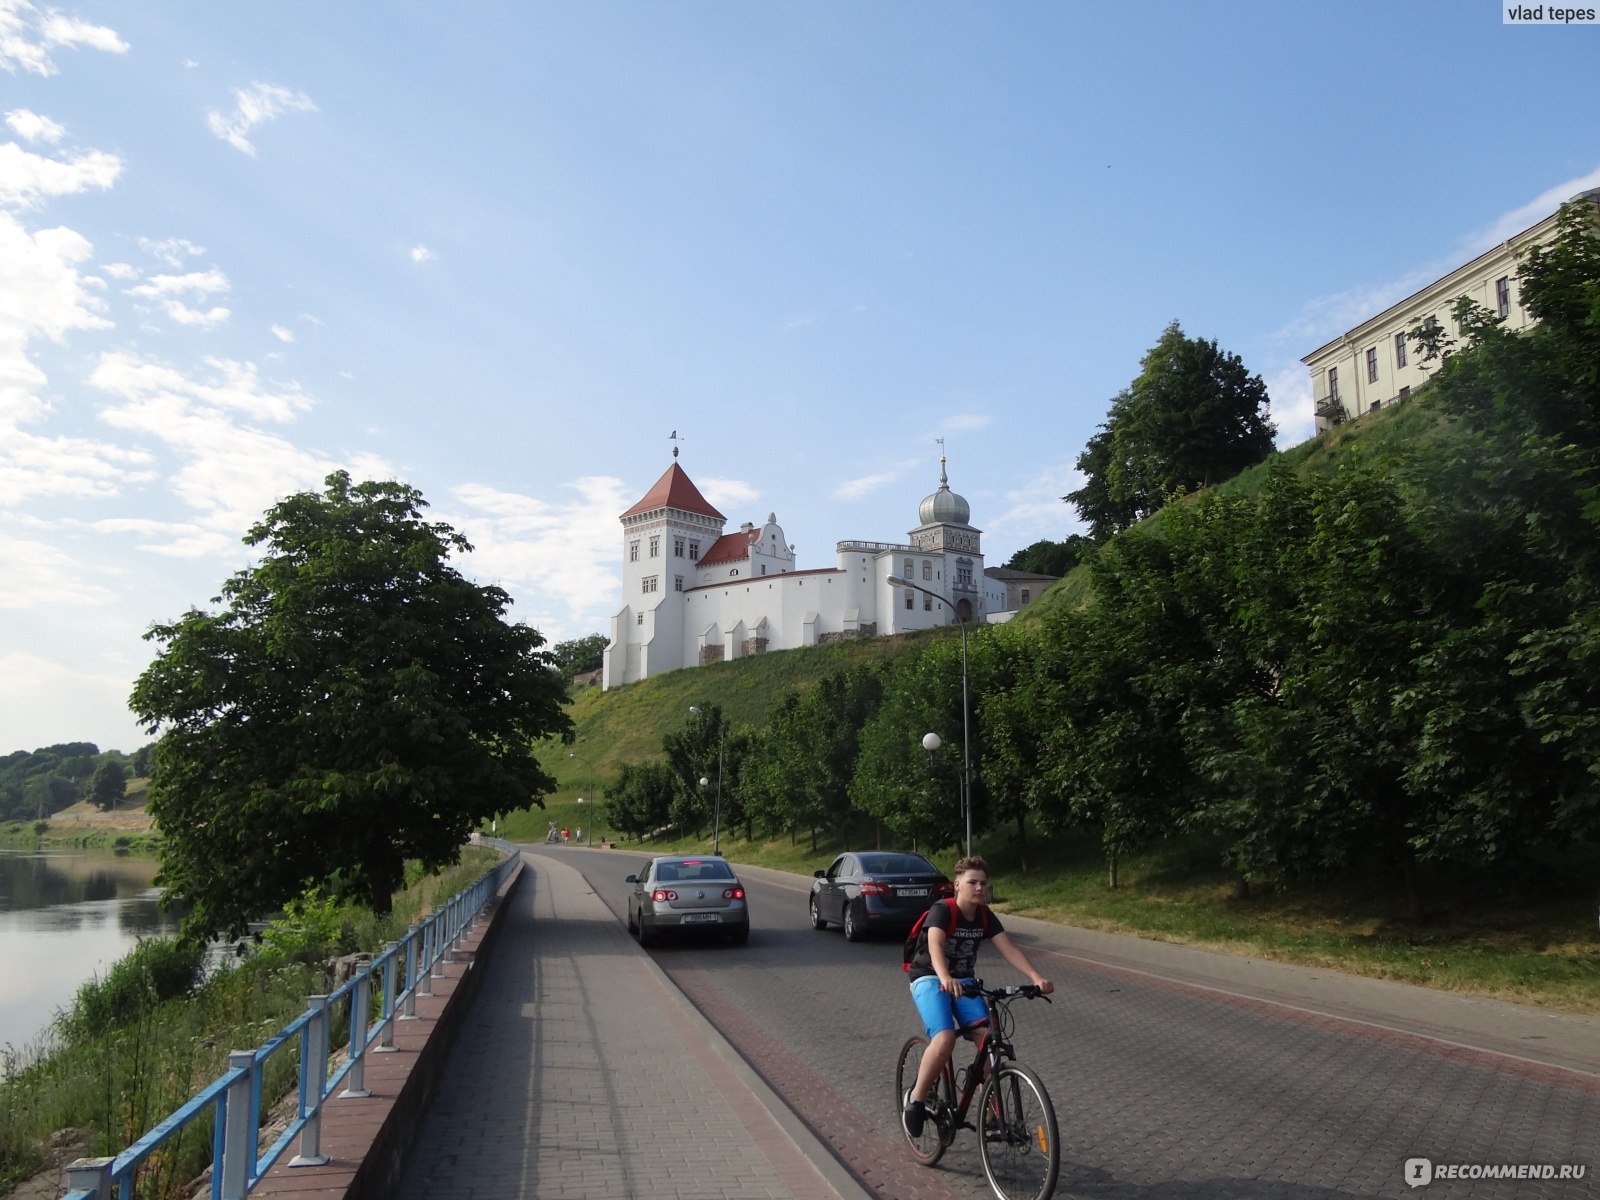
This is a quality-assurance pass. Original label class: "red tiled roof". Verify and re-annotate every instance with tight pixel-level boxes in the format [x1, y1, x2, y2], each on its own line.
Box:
[621, 462, 726, 521]
[701, 528, 756, 566]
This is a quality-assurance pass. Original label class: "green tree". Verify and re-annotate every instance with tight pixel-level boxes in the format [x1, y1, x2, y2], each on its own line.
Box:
[551, 633, 608, 683]
[88, 759, 127, 810]
[1004, 537, 1090, 578]
[130, 472, 573, 939]
[1067, 322, 1276, 539]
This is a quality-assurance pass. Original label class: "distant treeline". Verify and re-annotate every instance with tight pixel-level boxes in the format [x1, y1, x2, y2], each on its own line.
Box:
[1, 742, 153, 823]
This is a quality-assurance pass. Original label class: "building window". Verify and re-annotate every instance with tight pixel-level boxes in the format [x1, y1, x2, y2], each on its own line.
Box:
[649, 535, 660, 558]
[629, 540, 639, 563]
[1370, 399, 1382, 412]
[674, 537, 684, 557]
[923, 593, 932, 610]
[760, 564, 766, 575]
[1496, 276, 1511, 319]
[1021, 589, 1030, 604]
[1394, 332, 1407, 368]
[1366, 347, 1378, 384]
[1328, 366, 1339, 399]
[636, 613, 643, 626]
[674, 576, 684, 592]
[1399, 386, 1410, 399]
[956, 560, 973, 588]
[922, 560, 932, 581]
[689, 541, 700, 561]
[904, 589, 914, 610]
[904, 558, 913, 578]
[642, 576, 658, 594]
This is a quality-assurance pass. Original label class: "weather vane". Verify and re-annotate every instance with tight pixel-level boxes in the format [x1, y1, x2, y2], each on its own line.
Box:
[669, 429, 684, 459]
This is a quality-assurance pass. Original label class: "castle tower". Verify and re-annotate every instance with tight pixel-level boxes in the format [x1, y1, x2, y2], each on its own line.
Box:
[908, 452, 985, 622]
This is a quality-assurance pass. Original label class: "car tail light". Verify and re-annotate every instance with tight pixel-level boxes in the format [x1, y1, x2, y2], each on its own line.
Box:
[652, 888, 678, 902]
[722, 887, 745, 900]
[933, 880, 955, 899]
[860, 880, 891, 896]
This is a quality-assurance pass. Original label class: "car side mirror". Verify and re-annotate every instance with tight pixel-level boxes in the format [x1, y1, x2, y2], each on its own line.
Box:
[813, 870, 825, 878]
[625, 874, 638, 884]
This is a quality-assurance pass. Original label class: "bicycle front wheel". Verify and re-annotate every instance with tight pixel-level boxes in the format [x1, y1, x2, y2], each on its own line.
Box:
[977, 1062, 1060, 1200]
[893, 1036, 953, 1166]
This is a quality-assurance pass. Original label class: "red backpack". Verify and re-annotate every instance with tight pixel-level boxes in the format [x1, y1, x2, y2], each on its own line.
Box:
[902, 898, 989, 972]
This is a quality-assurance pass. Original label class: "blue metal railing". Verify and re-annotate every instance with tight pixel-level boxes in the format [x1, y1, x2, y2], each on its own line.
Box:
[62, 842, 521, 1200]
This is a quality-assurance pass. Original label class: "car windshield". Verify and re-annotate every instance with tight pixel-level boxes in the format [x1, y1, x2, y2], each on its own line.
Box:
[660, 861, 733, 882]
[858, 853, 935, 874]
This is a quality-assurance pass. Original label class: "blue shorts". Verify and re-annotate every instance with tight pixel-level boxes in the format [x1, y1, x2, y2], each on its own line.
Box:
[910, 975, 987, 1039]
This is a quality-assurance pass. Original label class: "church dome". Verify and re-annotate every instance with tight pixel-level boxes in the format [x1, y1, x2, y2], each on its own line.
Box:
[918, 457, 970, 525]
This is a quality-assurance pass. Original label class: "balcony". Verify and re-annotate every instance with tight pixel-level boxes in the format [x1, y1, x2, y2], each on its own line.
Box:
[1315, 392, 1347, 423]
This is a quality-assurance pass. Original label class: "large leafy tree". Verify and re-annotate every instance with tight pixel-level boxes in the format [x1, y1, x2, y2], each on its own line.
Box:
[1004, 536, 1091, 578]
[88, 759, 127, 810]
[130, 472, 573, 938]
[550, 633, 608, 683]
[1067, 322, 1276, 539]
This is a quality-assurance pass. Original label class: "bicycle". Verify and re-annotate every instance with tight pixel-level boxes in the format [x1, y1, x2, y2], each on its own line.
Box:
[893, 980, 1060, 1200]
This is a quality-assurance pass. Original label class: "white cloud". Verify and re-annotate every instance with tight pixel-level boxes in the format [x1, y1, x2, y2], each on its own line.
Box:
[0, 649, 143, 754]
[270, 323, 294, 343]
[1266, 362, 1315, 449]
[100, 260, 137, 280]
[409, 243, 434, 263]
[0, 535, 116, 608]
[206, 82, 316, 157]
[4, 107, 64, 142]
[836, 461, 914, 501]
[125, 267, 231, 327]
[697, 476, 761, 513]
[983, 460, 1087, 549]
[136, 236, 205, 268]
[40, 12, 127, 54]
[0, 139, 122, 209]
[1460, 165, 1600, 257]
[0, 1, 126, 76]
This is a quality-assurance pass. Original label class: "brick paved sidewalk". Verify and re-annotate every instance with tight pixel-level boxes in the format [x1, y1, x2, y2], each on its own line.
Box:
[395, 853, 869, 1200]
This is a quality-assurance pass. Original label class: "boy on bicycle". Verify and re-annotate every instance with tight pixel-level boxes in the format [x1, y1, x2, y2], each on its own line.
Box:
[903, 855, 1053, 1137]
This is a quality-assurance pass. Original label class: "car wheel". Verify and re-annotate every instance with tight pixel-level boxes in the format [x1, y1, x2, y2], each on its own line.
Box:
[843, 901, 864, 942]
[626, 902, 637, 933]
[637, 916, 656, 948]
[809, 895, 828, 931]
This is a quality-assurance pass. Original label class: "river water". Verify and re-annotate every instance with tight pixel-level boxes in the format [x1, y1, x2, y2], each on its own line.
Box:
[0, 846, 181, 1060]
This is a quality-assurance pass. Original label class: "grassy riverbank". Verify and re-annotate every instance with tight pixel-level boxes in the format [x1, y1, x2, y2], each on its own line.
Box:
[0, 846, 506, 1199]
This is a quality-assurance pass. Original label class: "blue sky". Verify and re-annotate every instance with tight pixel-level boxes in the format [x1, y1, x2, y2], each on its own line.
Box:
[3, 1, 1598, 754]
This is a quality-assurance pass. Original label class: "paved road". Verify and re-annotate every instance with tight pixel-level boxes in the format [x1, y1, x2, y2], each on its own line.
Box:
[572, 847, 1599, 1200]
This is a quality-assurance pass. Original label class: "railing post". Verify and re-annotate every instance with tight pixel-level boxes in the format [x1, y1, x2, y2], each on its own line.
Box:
[220, 1050, 256, 1199]
[65, 1157, 113, 1199]
[378, 942, 399, 1049]
[289, 995, 332, 1167]
[429, 912, 445, 979]
[402, 926, 422, 1015]
[341, 971, 372, 1098]
[419, 920, 435, 995]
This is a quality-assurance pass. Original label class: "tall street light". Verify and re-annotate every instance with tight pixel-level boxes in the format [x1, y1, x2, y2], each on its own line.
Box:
[569, 751, 596, 843]
[888, 574, 972, 858]
[688, 705, 724, 854]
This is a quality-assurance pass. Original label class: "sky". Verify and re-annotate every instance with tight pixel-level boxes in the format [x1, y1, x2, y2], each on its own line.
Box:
[3, 1, 1598, 755]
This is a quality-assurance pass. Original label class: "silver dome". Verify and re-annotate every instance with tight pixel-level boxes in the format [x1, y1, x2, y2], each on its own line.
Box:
[918, 457, 970, 525]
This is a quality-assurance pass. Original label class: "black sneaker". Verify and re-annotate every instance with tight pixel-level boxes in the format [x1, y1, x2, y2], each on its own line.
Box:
[902, 1090, 927, 1139]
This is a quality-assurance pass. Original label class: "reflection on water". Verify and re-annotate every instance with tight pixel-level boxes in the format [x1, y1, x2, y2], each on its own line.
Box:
[0, 848, 183, 1058]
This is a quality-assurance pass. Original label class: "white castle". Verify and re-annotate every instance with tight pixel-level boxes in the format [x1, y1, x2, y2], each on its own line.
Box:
[602, 450, 1005, 689]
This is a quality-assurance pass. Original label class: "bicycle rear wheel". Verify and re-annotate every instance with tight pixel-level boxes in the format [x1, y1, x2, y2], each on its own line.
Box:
[893, 1036, 954, 1166]
[976, 1062, 1059, 1200]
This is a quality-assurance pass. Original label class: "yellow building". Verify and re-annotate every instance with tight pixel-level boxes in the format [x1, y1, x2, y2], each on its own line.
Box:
[1302, 189, 1600, 433]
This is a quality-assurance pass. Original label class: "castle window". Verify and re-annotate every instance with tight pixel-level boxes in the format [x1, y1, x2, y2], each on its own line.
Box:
[904, 589, 914, 610]
[1394, 331, 1407, 368]
[956, 560, 973, 588]
[1021, 589, 1030, 604]
[1496, 276, 1511, 318]
[642, 575, 658, 594]
[1366, 346, 1378, 384]
[689, 541, 700, 561]
[649, 535, 660, 558]
[629, 540, 639, 563]
[674, 537, 685, 557]
[1328, 366, 1339, 400]
[636, 613, 643, 626]
[922, 560, 932, 581]
[923, 593, 931, 610]
[904, 558, 913, 578]
[674, 576, 684, 592]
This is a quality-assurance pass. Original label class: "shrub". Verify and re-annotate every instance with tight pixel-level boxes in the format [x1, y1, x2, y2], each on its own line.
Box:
[58, 938, 207, 1042]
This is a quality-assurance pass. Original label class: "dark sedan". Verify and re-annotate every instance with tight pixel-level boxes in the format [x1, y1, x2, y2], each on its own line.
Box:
[808, 851, 952, 941]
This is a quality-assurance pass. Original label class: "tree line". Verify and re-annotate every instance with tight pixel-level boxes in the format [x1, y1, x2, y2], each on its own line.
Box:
[0, 743, 153, 823]
[603, 201, 1600, 907]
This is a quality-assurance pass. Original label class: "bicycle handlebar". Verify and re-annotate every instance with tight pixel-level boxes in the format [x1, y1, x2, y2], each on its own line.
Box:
[962, 979, 1052, 1003]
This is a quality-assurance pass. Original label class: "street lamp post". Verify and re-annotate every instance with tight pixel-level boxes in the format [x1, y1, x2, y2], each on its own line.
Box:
[888, 575, 972, 858]
[569, 751, 596, 843]
[688, 705, 724, 854]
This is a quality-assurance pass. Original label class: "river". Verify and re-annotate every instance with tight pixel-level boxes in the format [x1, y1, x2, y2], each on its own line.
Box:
[0, 846, 182, 1062]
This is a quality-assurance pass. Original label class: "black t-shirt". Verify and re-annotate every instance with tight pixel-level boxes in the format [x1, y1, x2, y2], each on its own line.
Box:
[908, 900, 1004, 982]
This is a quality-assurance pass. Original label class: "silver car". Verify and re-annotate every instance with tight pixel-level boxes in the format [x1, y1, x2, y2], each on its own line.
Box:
[625, 855, 750, 946]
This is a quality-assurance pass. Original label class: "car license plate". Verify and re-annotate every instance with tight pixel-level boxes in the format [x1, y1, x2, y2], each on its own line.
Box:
[682, 912, 722, 923]
[900, 887, 929, 897]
